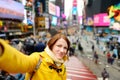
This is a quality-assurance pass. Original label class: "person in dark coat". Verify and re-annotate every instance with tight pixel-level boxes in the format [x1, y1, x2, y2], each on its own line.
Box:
[69, 46, 74, 56]
[110, 53, 117, 65]
[93, 51, 99, 64]
[0, 70, 18, 80]
[34, 39, 46, 52]
[101, 68, 109, 80]
[92, 44, 95, 52]
[78, 42, 83, 55]
[23, 37, 36, 55]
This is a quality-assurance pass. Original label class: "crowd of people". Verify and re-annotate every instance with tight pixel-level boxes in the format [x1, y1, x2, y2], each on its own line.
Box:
[9, 34, 46, 55]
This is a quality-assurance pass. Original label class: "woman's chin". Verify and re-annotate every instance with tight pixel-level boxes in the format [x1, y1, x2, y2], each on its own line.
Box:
[56, 56, 63, 60]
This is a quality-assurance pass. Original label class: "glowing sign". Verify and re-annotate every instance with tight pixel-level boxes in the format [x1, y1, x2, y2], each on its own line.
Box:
[0, 0, 24, 20]
[94, 13, 110, 26]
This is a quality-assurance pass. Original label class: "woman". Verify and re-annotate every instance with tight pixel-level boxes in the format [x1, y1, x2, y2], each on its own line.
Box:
[0, 33, 70, 80]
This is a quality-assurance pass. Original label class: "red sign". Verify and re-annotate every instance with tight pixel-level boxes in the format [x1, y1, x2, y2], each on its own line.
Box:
[73, 0, 77, 7]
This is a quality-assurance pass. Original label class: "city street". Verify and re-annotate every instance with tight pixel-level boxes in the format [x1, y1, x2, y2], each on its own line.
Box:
[74, 33, 120, 80]
[0, 0, 120, 80]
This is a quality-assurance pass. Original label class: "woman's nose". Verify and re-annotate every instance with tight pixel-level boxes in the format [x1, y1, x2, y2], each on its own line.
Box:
[60, 47, 64, 52]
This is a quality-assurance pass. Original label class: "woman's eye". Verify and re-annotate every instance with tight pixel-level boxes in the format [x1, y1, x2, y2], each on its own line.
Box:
[56, 45, 68, 50]
[56, 45, 61, 47]
[64, 47, 68, 50]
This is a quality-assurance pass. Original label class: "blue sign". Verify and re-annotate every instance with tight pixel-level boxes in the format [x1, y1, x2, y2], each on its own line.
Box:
[72, 7, 77, 15]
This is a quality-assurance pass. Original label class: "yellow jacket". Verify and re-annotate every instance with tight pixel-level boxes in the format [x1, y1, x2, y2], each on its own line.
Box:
[0, 39, 66, 80]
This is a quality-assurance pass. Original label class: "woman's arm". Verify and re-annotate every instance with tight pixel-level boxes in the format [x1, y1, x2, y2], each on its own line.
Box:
[0, 39, 41, 74]
[0, 43, 4, 56]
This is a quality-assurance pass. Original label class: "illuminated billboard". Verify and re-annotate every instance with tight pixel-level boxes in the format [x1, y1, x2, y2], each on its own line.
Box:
[94, 13, 110, 26]
[51, 16, 57, 26]
[0, 0, 24, 20]
[108, 3, 120, 30]
[56, 6, 60, 17]
[48, 2, 56, 15]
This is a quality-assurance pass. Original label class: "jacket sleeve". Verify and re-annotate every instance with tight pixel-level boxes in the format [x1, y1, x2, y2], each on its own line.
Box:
[0, 39, 40, 73]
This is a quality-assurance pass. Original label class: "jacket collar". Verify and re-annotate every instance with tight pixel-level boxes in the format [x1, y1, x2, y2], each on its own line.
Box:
[39, 46, 68, 67]
[45, 46, 64, 62]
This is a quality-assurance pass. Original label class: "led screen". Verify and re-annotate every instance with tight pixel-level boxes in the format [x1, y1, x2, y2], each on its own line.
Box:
[51, 16, 57, 26]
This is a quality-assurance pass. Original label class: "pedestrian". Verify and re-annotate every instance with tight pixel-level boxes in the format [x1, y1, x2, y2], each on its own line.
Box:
[23, 37, 36, 55]
[92, 44, 94, 52]
[96, 37, 99, 45]
[78, 42, 84, 55]
[69, 46, 74, 56]
[0, 70, 18, 80]
[102, 46, 106, 54]
[34, 39, 46, 52]
[0, 33, 70, 80]
[106, 51, 112, 64]
[101, 68, 109, 80]
[93, 51, 99, 64]
[110, 53, 117, 65]
[113, 47, 118, 58]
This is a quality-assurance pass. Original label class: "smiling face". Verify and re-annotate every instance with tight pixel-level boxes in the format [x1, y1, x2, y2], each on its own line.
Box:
[52, 38, 68, 59]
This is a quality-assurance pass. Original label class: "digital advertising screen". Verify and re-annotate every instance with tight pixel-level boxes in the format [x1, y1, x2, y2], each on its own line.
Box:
[51, 16, 57, 26]
[108, 3, 120, 30]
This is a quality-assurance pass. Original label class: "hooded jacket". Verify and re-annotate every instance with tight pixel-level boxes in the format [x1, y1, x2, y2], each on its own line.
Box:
[0, 39, 67, 80]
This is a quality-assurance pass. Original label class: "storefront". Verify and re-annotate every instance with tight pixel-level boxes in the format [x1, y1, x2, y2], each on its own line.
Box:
[0, 0, 24, 39]
[83, 17, 94, 35]
[93, 13, 110, 37]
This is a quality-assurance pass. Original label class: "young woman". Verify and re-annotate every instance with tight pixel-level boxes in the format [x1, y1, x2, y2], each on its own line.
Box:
[0, 33, 70, 80]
